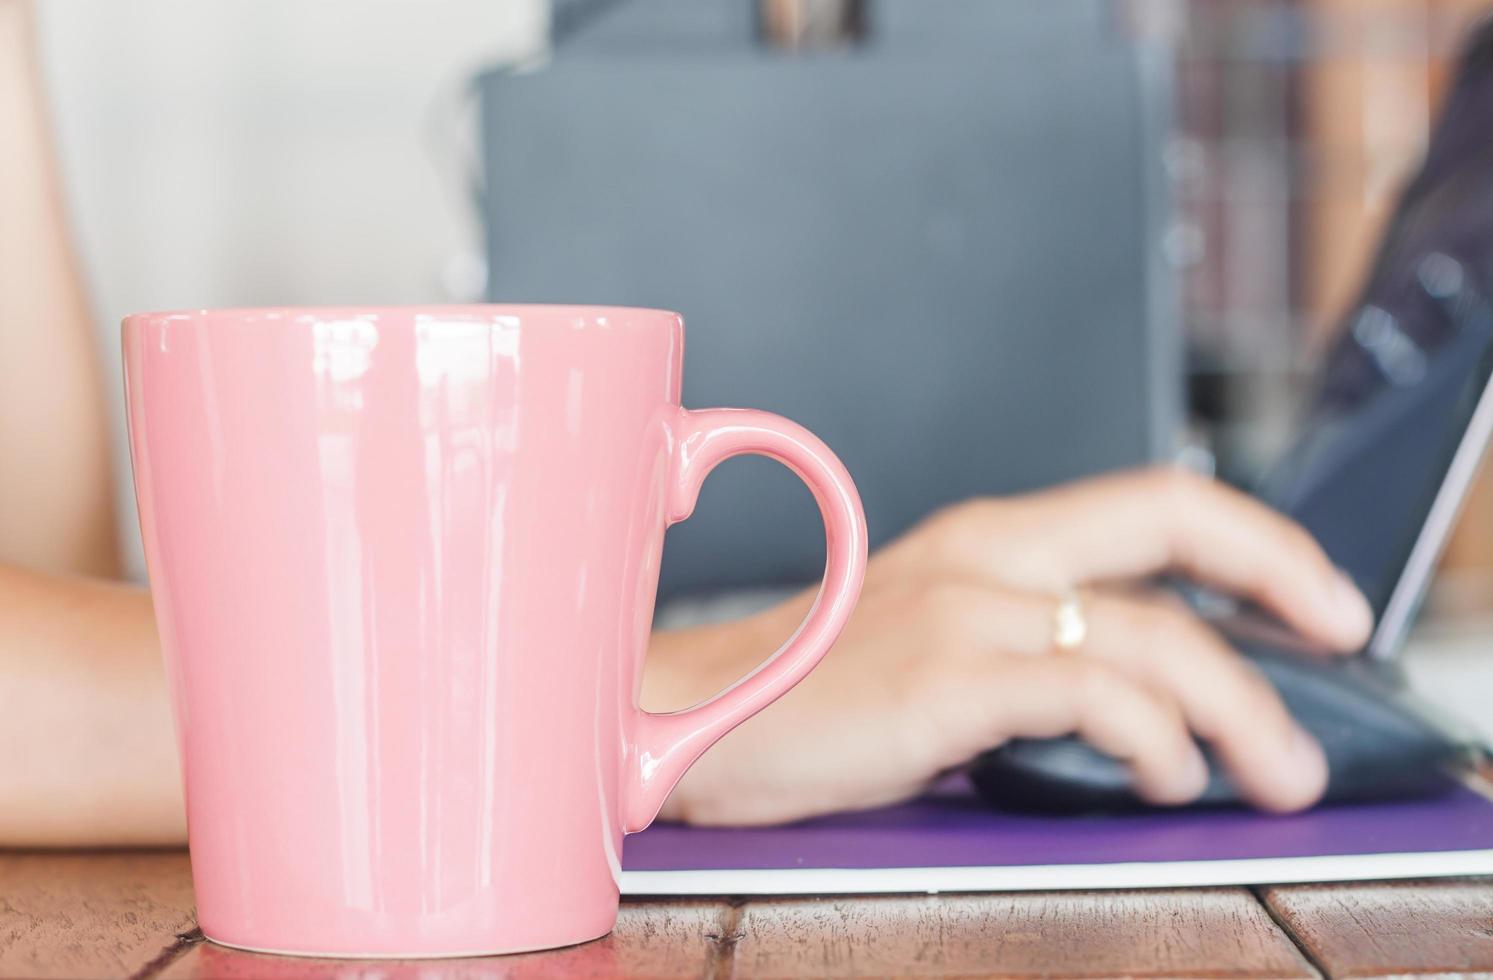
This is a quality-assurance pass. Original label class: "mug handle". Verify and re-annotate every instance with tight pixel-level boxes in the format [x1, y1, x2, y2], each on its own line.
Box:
[622, 407, 868, 833]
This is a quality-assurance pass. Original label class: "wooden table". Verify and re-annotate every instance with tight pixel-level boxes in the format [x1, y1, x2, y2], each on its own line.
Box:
[2, 852, 1492, 978]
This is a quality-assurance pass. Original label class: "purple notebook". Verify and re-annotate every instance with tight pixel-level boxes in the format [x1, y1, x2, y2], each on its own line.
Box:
[620, 775, 1493, 894]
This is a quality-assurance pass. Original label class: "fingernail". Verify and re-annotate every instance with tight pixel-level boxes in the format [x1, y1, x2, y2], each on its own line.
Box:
[1329, 568, 1374, 644]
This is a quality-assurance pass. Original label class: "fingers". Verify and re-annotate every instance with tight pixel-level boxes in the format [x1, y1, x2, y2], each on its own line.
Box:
[914, 580, 1327, 812]
[1082, 594, 1328, 812]
[935, 468, 1373, 652]
[937, 652, 1209, 806]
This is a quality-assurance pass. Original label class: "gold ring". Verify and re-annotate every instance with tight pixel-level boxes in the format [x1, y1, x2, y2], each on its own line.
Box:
[1052, 589, 1088, 653]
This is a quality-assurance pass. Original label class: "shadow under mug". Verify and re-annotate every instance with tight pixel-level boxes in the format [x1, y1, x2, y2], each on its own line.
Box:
[123, 305, 866, 957]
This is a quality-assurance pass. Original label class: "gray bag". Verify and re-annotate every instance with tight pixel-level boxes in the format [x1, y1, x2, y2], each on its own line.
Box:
[477, 0, 1181, 598]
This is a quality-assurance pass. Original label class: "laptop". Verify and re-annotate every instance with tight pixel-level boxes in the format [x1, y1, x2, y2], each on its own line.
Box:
[973, 256, 1493, 811]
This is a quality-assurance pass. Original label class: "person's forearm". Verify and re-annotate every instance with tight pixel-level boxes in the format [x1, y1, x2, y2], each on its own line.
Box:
[0, 0, 120, 577]
[0, 564, 183, 845]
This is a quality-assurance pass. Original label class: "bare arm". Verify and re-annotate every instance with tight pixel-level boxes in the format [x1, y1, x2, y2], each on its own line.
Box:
[0, 564, 183, 845]
[0, 1, 173, 846]
[0, 0, 120, 578]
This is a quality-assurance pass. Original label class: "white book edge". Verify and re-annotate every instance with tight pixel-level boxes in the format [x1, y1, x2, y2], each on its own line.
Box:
[621, 848, 1493, 895]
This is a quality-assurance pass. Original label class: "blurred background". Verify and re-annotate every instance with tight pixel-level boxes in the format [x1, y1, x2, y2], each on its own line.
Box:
[29, 0, 1493, 610]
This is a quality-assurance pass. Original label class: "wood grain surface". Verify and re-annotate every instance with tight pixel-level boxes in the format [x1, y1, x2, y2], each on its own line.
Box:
[1262, 879, 1493, 978]
[728, 889, 1317, 979]
[0, 851, 196, 980]
[8, 852, 1493, 978]
[156, 899, 734, 980]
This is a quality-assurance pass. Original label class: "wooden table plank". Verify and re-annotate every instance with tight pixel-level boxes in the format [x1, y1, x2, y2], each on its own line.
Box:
[1262, 879, 1493, 978]
[157, 898, 735, 979]
[729, 889, 1316, 979]
[8, 849, 1493, 978]
[0, 851, 196, 980]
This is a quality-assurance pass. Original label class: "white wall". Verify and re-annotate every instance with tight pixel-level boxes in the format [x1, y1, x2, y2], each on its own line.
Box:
[33, 0, 547, 576]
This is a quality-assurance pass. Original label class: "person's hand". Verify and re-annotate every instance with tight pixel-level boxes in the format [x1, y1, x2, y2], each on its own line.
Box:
[643, 467, 1374, 826]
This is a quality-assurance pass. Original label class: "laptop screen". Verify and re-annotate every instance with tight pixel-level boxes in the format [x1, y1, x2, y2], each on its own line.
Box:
[1258, 253, 1493, 655]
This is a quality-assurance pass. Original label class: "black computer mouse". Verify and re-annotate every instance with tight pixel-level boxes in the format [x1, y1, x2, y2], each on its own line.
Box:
[968, 641, 1468, 813]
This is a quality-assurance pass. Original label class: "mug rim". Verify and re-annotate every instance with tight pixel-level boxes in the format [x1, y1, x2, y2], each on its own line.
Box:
[122, 303, 684, 329]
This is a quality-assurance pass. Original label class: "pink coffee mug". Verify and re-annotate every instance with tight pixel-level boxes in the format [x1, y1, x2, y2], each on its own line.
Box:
[123, 305, 866, 958]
